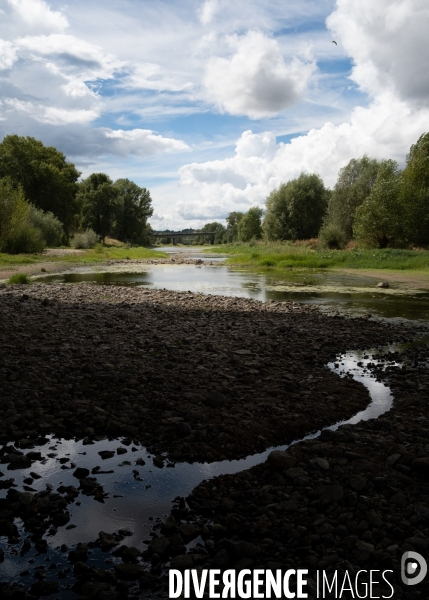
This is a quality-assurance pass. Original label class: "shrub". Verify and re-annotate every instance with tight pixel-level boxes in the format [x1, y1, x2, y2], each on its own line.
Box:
[0, 179, 45, 254]
[27, 205, 64, 247]
[7, 273, 29, 284]
[70, 229, 98, 249]
[319, 224, 347, 249]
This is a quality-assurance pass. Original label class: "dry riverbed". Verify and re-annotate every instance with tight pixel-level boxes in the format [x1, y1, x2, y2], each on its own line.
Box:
[0, 283, 428, 598]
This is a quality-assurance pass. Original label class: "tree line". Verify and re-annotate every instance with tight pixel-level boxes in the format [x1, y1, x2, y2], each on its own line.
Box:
[0, 135, 153, 253]
[207, 132, 429, 249]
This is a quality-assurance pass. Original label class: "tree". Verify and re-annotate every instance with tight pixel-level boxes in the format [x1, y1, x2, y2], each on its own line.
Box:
[0, 135, 80, 236]
[197, 222, 225, 244]
[400, 132, 429, 246]
[0, 179, 44, 254]
[237, 207, 263, 242]
[78, 173, 119, 242]
[225, 211, 244, 242]
[353, 160, 405, 248]
[113, 179, 153, 244]
[264, 173, 328, 241]
[324, 155, 382, 240]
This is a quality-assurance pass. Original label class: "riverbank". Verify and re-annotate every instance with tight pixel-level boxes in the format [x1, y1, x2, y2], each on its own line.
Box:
[0, 246, 169, 282]
[0, 283, 428, 597]
[209, 243, 429, 287]
[0, 248, 222, 282]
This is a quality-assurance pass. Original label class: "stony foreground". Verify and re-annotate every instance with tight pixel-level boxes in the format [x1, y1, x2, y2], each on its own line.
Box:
[0, 282, 428, 598]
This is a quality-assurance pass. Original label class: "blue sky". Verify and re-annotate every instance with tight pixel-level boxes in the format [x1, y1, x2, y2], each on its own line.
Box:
[0, 0, 428, 229]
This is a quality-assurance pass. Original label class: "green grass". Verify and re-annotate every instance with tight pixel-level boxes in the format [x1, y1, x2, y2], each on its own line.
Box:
[0, 246, 167, 269]
[7, 273, 30, 284]
[209, 242, 429, 271]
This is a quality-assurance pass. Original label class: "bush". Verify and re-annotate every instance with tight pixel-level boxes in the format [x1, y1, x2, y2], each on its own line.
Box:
[319, 224, 347, 249]
[0, 180, 45, 254]
[27, 205, 64, 247]
[8, 273, 29, 284]
[70, 229, 98, 249]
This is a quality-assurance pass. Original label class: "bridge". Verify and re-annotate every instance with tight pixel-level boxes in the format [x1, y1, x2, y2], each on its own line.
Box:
[153, 232, 216, 245]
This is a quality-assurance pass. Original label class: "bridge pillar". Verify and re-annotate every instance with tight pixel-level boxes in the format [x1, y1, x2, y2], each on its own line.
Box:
[173, 237, 177, 245]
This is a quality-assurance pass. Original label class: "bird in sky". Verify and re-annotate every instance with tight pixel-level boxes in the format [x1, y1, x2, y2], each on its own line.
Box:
[332, 40, 337, 45]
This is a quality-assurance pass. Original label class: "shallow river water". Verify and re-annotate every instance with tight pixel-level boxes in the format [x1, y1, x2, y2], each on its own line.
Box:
[34, 246, 429, 323]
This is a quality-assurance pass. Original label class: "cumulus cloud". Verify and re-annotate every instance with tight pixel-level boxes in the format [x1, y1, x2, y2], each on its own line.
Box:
[8, 0, 69, 32]
[1, 97, 100, 125]
[199, 0, 222, 25]
[203, 30, 315, 118]
[177, 94, 429, 219]
[327, 0, 429, 104]
[0, 39, 18, 70]
[171, 0, 429, 223]
[16, 34, 123, 80]
[102, 128, 189, 157]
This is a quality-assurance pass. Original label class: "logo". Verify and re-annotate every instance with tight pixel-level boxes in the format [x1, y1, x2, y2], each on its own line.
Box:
[401, 551, 427, 586]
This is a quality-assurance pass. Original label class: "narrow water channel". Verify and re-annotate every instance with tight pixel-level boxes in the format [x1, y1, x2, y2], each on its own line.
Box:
[0, 348, 394, 589]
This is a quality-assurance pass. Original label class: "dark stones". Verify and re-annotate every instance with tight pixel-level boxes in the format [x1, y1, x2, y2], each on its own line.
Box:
[73, 467, 90, 479]
[98, 450, 115, 460]
[267, 450, 297, 470]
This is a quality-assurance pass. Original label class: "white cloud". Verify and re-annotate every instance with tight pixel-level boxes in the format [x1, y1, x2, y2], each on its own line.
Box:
[199, 0, 222, 25]
[327, 0, 429, 104]
[16, 34, 123, 80]
[8, 0, 69, 32]
[121, 63, 193, 92]
[203, 31, 316, 118]
[1, 97, 100, 124]
[0, 39, 18, 69]
[176, 94, 429, 220]
[101, 128, 190, 158]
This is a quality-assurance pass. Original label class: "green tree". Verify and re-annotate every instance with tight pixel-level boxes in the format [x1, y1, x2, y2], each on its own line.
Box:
[113, 179, 153, 244]
[264, 173, 328, 241]
[78, 173, 119, 242]
[225, 211, 244, 242]
[237, 206, 263, 242]
[353, 160, 405, 248]
[27, 205, 64, 247]
[400, 132, 429, 246]
[0, 135, 80, 236]
[324, 155, 381, 240]
[0, 179, 44, 254]
[197, 222, 225, 244]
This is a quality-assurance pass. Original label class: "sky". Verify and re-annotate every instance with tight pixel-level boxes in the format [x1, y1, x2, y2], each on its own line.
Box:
[0, 0, 428, 230]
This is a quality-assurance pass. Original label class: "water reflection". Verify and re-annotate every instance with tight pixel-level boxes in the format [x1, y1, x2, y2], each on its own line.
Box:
[35, 264, 429, 323]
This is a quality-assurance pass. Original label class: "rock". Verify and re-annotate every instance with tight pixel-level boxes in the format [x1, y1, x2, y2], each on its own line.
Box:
[98, 450, 115, 460]
[412, 457, 429, 475]
[114, 563, 144, 579]
[285, 467, 308, 479]
[267, 450, 297, 470]
[349, 476, 367, 491]
[205, 391, 227, 408]
[377, 282, 390, 288]
[178, 523, 200, 540]
[68, 543, 88, 562]
[99, 531, 118, 549]
[73, 467, 90, 479]
[29, 581, 59, 596]
[315, 484, 344, 503]
[170, 554, 193, 569]
[116, 447, 127, 455]
[312, 457, 329, 470]
[149, 536, 170, 555]
[389, 492, 407, 506]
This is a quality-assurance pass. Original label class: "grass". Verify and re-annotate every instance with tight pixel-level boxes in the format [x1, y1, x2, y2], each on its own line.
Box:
[209, 241, 429, 271]
[0, 245, 167, 269]
[7, 273, 29, 284]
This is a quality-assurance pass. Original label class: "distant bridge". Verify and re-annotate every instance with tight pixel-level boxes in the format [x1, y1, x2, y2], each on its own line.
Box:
[153, 231, 216, 245]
